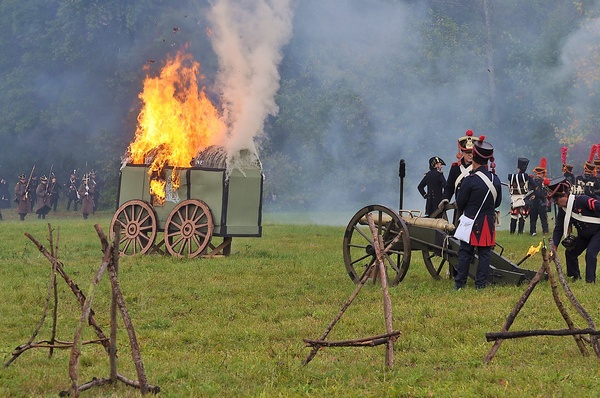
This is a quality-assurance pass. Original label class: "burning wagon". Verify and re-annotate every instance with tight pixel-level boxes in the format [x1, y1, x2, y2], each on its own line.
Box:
[110, 146, 262, 258]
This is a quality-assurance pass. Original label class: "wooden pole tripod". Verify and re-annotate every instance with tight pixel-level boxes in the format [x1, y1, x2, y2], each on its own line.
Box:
[303, 213, 402, 368]
[5, 223, 159, 396]
[483, 240, 600, 364]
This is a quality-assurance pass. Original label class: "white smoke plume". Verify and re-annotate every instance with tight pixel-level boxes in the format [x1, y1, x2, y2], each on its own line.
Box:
[207, 0, 293, 166]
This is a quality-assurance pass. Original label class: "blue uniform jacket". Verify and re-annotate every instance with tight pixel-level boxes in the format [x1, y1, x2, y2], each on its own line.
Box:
[552, 195, 600, 245]
[443, 158, 471, 201]
[456, 166, 502, 246]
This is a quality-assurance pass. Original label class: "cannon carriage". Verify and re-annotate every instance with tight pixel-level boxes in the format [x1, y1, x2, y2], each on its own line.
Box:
[342, 204, 539, 286]
[110, 147, 262, 258]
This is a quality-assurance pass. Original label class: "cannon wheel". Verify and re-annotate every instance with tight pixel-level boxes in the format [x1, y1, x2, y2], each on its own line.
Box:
[110, 200, 158, 256]
[421, 201, 458, 279]
[422, 250, 453, 280]
[164, 199, 213, 258]
[342, 205, 411, 286]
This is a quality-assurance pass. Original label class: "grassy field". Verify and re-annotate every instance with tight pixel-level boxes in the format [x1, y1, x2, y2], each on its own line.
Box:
[0, 210, 599, 397]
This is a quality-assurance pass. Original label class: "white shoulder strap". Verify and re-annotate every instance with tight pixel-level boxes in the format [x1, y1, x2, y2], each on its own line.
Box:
[475, 171, 498, 203]
[563, 194, 575, 239]
[455, 164, 473, 190]
[567, 195, 600, 226]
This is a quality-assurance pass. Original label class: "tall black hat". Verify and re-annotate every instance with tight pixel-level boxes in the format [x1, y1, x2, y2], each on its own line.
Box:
[472, 138, 494, 165]
[428, 156, 446, 170]
[517, 158, 529, 172]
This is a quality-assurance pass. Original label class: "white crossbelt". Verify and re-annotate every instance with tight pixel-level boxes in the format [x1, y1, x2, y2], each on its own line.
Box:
[563, 194, 600, 239]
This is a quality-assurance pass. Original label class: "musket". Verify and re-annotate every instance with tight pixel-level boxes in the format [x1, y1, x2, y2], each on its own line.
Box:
[23, 165, 36, 199]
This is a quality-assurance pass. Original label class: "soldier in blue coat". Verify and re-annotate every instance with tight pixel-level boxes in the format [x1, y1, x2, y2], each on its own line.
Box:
[454, 137, 502, 290]
[546, 177, 600, 282]
[439, 130, 480, 224]
[417, 156, 446, 217]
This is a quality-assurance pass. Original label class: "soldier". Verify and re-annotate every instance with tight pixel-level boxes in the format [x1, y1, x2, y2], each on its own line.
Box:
[34, 175, 51, 219]
[66, 171, 79, 211]
[454, 137, 502, 290]
[439, 129, 480, 224]
[49, 174, 63, 212]
[528, 158, 550, 236]
[78, 174, 95, 219]
[546, 177, 600, 282]
[417, 156, 446, 217]
[507, 157, 534, 234]
[0, 178, 10, 220]
[14, 174, 31, 221]
[89, 170, 103, 213]
[575, 145, 599, 199]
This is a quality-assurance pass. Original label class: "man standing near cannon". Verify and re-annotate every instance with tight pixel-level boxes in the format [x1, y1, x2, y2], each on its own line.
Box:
[546, 177, 600, 282]
[417, 156, 446, 217]
[507, 157, 533, 235]
[438, 130, 480, 224]
[454, 137, 502, 290]
[528, 158, 550, 236]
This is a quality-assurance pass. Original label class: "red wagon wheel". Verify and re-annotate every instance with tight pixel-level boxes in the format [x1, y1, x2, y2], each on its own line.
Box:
[164, 199, 213, 258]
[110, 200, 157, 256]
[342, 204, 411, 286]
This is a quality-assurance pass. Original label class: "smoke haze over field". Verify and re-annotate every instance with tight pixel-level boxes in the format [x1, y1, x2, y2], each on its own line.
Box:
[207, 0, 293, 168]
[1, 0, 599, 220]
[265, 0, 600, 223]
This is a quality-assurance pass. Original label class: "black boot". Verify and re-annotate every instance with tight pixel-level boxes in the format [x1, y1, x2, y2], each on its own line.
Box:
[518, 218, 525, 235]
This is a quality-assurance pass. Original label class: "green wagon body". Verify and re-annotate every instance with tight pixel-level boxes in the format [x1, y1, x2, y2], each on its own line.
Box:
[111, 162, 262, 257]
[116, 164, 262, 236]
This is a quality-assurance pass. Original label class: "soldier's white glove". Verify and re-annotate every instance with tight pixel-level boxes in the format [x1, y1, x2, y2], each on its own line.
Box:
[438, 199, 449, 209]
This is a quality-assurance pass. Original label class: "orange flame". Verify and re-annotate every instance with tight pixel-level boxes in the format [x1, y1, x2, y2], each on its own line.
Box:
[527, 242, 542, 256]
[127, 49, 226, 204]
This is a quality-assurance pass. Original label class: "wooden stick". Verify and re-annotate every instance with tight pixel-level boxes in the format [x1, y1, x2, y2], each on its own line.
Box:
[96, 223, 149, 395]
[68, 237, 114, 397]
[486, 328, 600, 341]
[304, 331, 401, 347]
[302, 261, 376, 365]
[366, 213, 395, 368]
[48, 224, 59, 358]
[109, 224, 119, 383]
[550, 244, 600, 357]
[544, 246, 588, 355]
[24, 233, 110, 352]
[483, 254, 546, 364]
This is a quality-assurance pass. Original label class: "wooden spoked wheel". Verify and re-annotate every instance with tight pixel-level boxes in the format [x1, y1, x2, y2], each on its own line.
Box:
[164, 199, 213, 258]
[422, 250, 452, 280]
[342, 205, 411, 286]
[110, 200, 157, 256]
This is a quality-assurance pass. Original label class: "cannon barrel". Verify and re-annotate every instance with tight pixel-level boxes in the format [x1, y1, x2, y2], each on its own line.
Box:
[359, 213, 455, 233]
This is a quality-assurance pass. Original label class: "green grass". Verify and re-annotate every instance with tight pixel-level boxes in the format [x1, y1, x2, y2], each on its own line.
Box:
[0, 211, 598, 397]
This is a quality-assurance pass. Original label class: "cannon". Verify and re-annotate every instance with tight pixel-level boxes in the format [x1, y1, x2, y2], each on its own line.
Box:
[342, 204, 539, 286]
[110, 146, 262, 258]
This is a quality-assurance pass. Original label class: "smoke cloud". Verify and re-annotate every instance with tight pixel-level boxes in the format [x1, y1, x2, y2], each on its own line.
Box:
[207, 0, 293, 167]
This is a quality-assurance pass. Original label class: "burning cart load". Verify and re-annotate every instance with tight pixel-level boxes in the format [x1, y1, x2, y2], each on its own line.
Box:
[113, 50, 263, 258]
[124, 49, 228, 205]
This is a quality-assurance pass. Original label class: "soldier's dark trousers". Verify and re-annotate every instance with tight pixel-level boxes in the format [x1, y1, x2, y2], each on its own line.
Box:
[67, 198, 78, 211]
[529, 204, 549, 235]
[510, 218, 526, 234]
[455, 242, 491, 289]
[565, 232, 600, 283]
